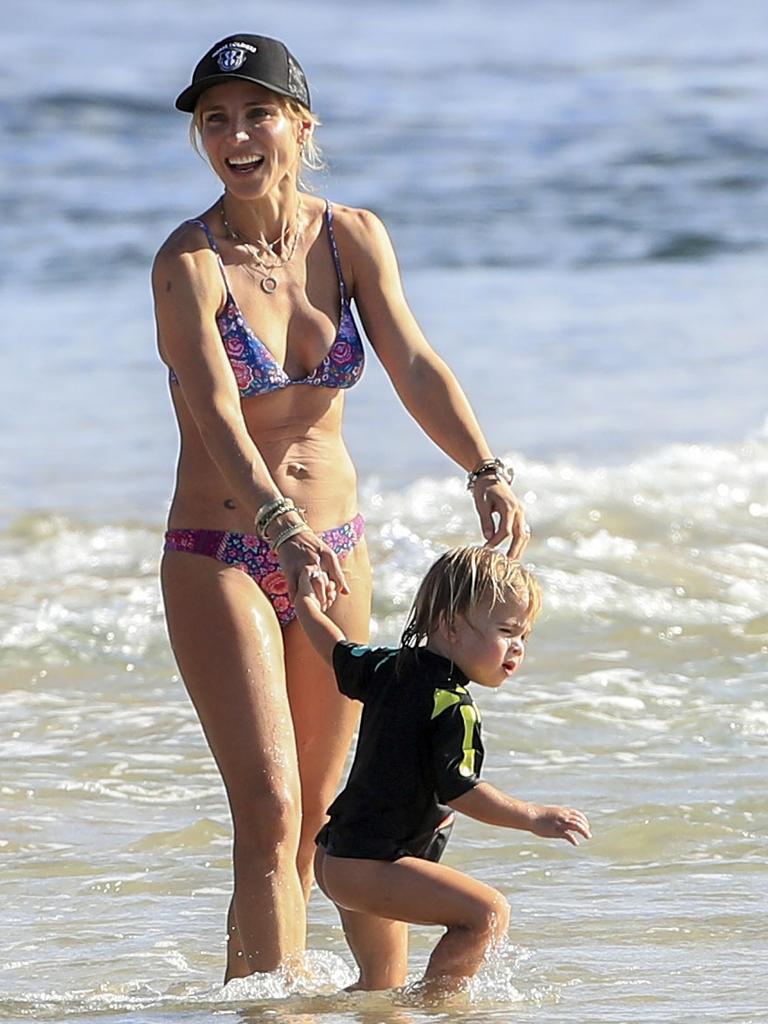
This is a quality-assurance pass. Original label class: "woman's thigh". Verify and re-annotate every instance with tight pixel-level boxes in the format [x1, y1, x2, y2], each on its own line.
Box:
[161, 550, 301, 819]
[283, 540, 372, 818]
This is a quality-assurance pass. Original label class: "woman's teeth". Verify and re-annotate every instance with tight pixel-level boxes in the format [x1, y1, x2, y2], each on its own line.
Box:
[227, 155, 264, 171]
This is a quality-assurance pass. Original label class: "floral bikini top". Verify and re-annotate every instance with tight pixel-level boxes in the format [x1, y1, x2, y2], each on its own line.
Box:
[168, 202, 365, 396]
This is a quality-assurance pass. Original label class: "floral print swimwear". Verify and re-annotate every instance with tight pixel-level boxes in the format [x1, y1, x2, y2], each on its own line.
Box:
[168, 201, 365, 396]
[164, 513, 365, 626]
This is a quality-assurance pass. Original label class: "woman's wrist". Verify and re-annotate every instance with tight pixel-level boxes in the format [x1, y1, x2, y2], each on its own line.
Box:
[466, 457, 514, 491]
[256, 498, 307, 541]
[262, 508, 303, 534]
[255, 496, 293, 537]
[271, 521, 311, 552]
[261, 508, 311, 549]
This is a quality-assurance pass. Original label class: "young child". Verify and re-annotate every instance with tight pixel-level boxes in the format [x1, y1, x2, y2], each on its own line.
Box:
[295, 546, 591, 994]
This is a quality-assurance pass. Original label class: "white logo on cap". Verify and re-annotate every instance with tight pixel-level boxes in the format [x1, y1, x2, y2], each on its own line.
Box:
[212, 42, 257, 73]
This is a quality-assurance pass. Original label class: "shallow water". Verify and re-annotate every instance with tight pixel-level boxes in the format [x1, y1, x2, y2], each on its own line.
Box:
[2, 0, 768, 1020]
[3, 439, 767, 1021]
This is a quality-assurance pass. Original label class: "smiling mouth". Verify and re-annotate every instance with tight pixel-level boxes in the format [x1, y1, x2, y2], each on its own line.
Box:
[225, 155, 265, 173]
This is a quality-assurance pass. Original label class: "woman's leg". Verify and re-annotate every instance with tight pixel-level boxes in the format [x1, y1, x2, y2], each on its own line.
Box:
[319, 853, 510, 991]
[283, 540, 372, 898]
[161, 551, 306, 981]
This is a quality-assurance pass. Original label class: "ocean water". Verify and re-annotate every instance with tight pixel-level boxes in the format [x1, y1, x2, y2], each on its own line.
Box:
[1, 1, 767, 1021]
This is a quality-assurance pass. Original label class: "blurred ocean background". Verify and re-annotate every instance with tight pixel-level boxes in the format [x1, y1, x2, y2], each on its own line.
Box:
[1, 1, 767, 1021]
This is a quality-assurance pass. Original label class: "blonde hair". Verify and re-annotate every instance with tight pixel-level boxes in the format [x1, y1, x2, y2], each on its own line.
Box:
[188, 92, 325, 189]
[400, 547, 542, 652]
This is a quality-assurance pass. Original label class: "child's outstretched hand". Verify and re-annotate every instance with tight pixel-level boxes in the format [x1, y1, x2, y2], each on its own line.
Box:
[528, 804, 592, 846]
[297, 565, 337, 613]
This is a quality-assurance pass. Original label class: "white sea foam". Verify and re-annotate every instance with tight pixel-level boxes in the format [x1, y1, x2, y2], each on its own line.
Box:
[2, 434, 766, 665]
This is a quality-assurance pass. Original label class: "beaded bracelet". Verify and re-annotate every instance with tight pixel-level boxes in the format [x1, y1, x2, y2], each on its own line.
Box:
[256, 496, 292, 532]
[271, 522, 311, 553]
[466, 458, 514, 491]
[256, 497, 301, 539]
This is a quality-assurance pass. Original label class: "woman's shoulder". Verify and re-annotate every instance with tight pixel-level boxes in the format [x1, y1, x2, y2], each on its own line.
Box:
[154, 213, 215, 260]
[152, 214, 221, 288]
[325, 199, 386, 237]
[322, 199, 394, 268]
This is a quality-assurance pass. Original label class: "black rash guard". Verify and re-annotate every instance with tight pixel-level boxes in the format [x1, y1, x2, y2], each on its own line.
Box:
[315, 642, 484, 861]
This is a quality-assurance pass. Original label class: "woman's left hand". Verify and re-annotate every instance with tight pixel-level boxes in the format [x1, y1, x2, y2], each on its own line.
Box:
[471, 477, 531, 558]
[297, 565, 337, 612]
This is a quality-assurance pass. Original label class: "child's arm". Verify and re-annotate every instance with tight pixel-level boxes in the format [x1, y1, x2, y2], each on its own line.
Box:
[294, 566, 347, 665]
[449, 782, 592, 846]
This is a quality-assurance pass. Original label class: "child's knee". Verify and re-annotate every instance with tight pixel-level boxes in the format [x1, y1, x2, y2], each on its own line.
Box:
[490, 893, 511, 939]
[465, 890, 509, 944]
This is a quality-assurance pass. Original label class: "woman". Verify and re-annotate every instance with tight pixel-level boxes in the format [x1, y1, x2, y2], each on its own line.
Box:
[153, 33, 529, 984]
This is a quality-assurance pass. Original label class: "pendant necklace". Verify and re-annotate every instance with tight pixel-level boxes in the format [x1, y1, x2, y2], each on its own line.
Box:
[220, 197, 303, 294]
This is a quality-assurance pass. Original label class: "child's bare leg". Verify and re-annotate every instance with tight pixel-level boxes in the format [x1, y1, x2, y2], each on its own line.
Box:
[316, 846, 409, 990]
[338, 908, 409, 990]
[318, 851, 509, 991]
[422, 893, 509, 985]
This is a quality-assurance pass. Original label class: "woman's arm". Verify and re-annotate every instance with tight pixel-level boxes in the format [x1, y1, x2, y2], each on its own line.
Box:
[153, 231, 283, 514]
[450, 782, 592, 847]
[342, 209, 529, 557]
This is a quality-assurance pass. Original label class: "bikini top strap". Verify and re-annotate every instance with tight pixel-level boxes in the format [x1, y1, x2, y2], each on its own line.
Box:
[186, 217, 220, 252]
[324, 201, 348, 303]
[186, 217, 231, 292]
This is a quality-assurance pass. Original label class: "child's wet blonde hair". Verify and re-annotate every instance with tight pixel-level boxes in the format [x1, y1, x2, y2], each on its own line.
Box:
[400, 546, 541, 652]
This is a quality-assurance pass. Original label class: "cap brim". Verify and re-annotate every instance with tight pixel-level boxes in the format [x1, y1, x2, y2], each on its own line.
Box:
[175, 74, 306, 112]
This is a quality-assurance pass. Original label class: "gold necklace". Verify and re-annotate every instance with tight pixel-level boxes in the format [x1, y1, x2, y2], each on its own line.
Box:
[220, 197, 303, 294]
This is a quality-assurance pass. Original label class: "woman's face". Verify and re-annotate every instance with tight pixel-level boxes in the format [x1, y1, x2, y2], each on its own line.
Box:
[196, 81, 304, 198]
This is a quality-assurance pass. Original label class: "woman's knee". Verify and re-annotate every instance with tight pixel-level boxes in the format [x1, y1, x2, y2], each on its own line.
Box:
[231, 785, 302, 863]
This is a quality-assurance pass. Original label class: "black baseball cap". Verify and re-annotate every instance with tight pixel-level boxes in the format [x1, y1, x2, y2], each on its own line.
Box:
[175, 34, 311, 113]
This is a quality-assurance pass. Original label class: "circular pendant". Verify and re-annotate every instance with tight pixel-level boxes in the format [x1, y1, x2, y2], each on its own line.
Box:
[261, 276, 278, 294]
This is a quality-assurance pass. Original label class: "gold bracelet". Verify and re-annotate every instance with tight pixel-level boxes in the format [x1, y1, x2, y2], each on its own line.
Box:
[271, 522, 311, 552]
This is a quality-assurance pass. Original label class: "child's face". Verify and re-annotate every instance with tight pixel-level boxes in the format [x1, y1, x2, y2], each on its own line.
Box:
[446, 594, 531, 688]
